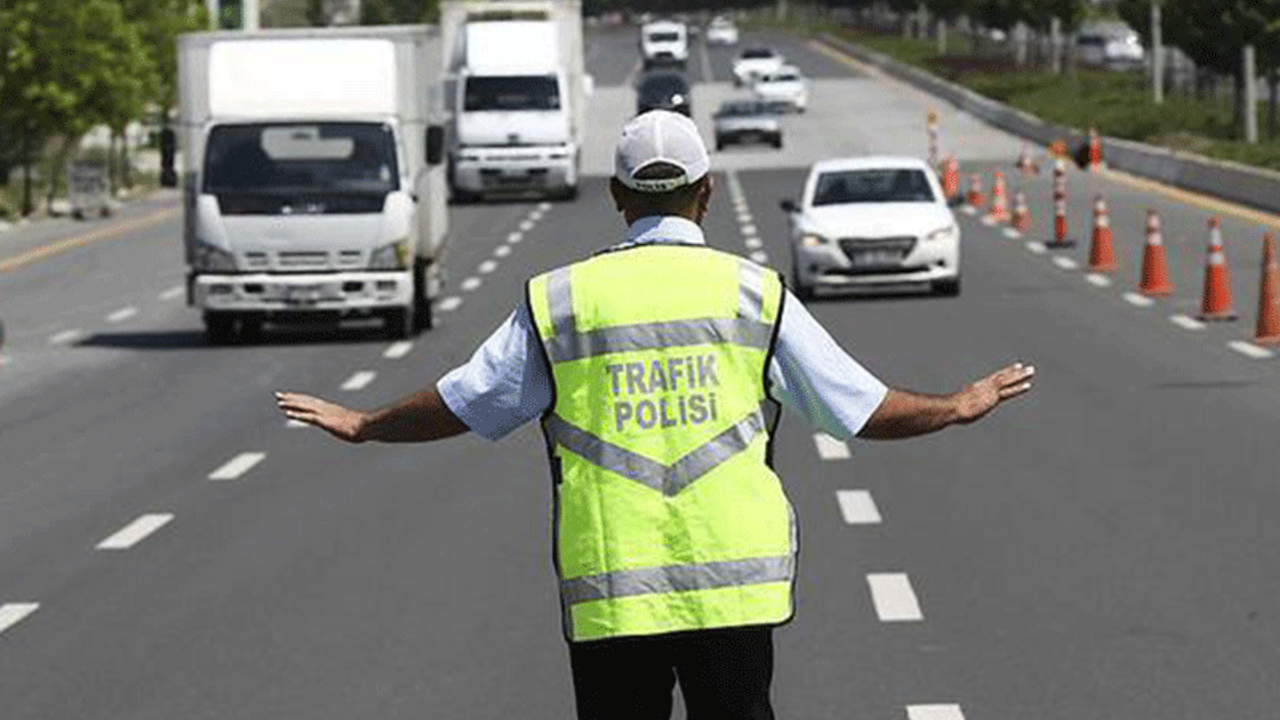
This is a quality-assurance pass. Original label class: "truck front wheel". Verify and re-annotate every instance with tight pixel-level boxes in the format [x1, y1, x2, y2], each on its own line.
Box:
[385, 307, 416, 340]
[204, 312, 237, 345]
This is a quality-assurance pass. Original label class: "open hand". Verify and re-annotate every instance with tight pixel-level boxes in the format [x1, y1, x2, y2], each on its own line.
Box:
[953, 362, 1035, 424]
[275, 391, 368, 443]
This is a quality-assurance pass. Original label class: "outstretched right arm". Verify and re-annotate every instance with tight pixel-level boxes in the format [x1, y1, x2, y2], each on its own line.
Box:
[275, 387, 470, 444]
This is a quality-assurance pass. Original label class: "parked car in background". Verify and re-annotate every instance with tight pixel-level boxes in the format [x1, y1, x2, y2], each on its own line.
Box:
[732, 46, 784, 87]
[1076, 22, 1145, 71]
[640, 20, 688, 69]
[706, 16, 739, 45]
[713, 100, 783, 150]
[752, 66, 807, 112]
[636, 72, 692, 117]
[782, 157, 960, 299]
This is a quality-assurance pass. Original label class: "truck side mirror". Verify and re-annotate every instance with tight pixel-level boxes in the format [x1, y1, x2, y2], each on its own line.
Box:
[159, 128, 177, 188]
[426, 125, 445, 166]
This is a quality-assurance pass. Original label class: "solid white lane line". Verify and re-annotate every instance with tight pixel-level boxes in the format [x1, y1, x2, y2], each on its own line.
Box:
[907, 704, 966, 720]
[1085, 273, 1112, 287]
[507, 231, 523, 244]
[96, 513, 174, 550]
[341, 370, 376, 391]
[744, 237, 763, 249]
[866, 573, 923, 621]
[1025, 241, 1047, 254]
[519, 219, 534, 232]
[159, 286, 185, 301]
[813, 433, 851, 460]
[1123, 292, 1155, 307]
[438, 296, 463, 312]
[107, 307, 138, 323]
[0, 603, 39, 636]
[1228, 340, 1275, 359]
[461, 277, 482, 292]
[836, 490, 881, 525]
[1003, 227, 1022, 239]
[741, 224, 758, 236]
[749, 251, 768, 264]
[49, 329, 83, 345]
[1169, 314, 1206, 331]
[494, 245, 511, 258]
[1051, 256, 1078, 270]
[478, 260, 498, 274]
[383, 341, 414, 359]
[208, 452, 266, 481]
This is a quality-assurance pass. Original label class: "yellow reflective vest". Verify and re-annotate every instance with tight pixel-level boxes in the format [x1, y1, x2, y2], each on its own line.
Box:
[527, 242, 797, 642]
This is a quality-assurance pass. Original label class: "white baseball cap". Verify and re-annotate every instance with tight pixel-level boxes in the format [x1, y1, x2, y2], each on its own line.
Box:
[614, 110, 710, 193]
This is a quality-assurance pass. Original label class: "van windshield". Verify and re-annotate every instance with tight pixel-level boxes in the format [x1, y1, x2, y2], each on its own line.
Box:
[465, 76, 560, 111]
[203, 122, 399, 197]
[648, 31, 681, 42]
[812, 169, 936, 206]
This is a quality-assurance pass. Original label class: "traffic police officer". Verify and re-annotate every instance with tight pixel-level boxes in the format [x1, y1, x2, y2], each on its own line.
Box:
[276, 110, 1035, 720]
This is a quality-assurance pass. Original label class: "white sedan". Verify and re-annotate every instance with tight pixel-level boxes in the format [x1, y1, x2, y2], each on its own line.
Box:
[706, 17, 738, 45]
[752, 66, 807, 112]
[732, 47, 784, 87]
[782, 157, 961, 299]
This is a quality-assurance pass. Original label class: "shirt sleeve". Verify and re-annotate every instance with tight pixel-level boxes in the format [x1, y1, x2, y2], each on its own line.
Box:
[767, 290, 889, 440]
[436, 303, 553, 441]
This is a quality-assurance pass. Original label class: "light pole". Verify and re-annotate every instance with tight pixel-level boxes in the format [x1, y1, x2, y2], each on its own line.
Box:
[1151, 1, 1163, 105]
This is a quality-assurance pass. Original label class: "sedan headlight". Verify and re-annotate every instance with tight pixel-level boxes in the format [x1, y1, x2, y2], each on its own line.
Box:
[925, 225, 958, 243]
[193, 240, 237, 272]
[800, 233, 825, 247]
[369, 239, 411, 270]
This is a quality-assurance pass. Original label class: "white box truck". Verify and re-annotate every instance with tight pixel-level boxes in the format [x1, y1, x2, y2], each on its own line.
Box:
[441, 0, 588, 201]
[172, 26, 448, 343]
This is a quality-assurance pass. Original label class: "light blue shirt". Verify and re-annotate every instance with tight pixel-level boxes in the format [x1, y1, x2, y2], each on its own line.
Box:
[438, 216, 889, 441]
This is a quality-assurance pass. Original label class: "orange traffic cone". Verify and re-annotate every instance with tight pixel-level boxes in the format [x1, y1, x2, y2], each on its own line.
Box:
[966, 173, 985, 210]
[1255, 233, 1280, 343]
[1087, 195, 1116, 272]
[1138, 209, 1173, 296]
[942, 156, 960, 203]
[1016, 145, 1038, 174]
[1087, 127, 1103, 171]
[986, 172, 1009, 223]
[1046, 159, 1074, 248]
[1011, 191, 1032, 232]
[1199, 218, 1236, 321]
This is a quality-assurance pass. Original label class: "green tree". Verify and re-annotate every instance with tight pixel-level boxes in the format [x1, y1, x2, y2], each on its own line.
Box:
[360, 0, 438, 24]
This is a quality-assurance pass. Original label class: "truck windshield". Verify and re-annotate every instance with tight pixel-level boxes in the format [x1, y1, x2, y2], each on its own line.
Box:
[812, 169, 936, 206]
[203, 122, 399, 197]
[464, 76, 560, 111]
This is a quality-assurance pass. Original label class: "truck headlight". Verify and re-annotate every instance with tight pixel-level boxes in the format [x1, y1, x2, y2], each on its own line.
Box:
[800, 233, 825, 247]
[369, 239, 410, 270]
[925, 225, 958, 242]
[194, 240, 237, 272]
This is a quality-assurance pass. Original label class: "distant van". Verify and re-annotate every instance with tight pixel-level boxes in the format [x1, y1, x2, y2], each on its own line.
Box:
[1076, 24, 1145, 71]
[640, 20, 688, 69]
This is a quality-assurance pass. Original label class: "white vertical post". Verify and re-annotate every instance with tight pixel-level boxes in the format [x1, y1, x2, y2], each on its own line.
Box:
[205, 0, 219, 29]
[242, 0, 259, 30]
[1151, 2, 1164, 104]
[937, 18, 947, 55]
[1244, 45, 1259, 143]
[1050, 17, 1062, 75]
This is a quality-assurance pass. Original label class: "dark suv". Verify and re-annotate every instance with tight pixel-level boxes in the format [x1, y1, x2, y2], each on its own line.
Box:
[635, 72, 692, 117]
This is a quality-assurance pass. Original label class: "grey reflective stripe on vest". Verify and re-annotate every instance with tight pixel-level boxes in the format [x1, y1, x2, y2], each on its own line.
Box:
[544, 409, 765, 497]
[546, 266, 576, 338]
[545, 318, 771, 363]
[738, 259, 764, 321]
[562, 554, 793, 606]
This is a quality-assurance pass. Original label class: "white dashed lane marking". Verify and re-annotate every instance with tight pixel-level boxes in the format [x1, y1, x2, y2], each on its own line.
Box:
[107, 307, 138, 323]
[208, 452, 266, 481]
[96, 513, 174, 550]
[1123, 292, 1155, 308]
[494, 245, 511, 258]
[438, 296, 463, 312]
[159, 286, 185, 301]
[478, 260, 498, 274]
[1228, 340, 1275, 359]
[744, 237, 763, 249]
[383, 341, 414, 359]
[741, 224, 758, 236]
[286, 419, 308, 428]
[836, 490, 881, 525]
[867, 572, 924, 621]
[0, 603, 39, 636]
[749, 251, 768, 264]
[1051, 256, 1078, 270]
[507, 231, 523, 244]
[1085, 273, 1113, 287]
[1025, 241, 1047, 254]
[908, 704, 966, 720]
[341, 371, 377, 391]
[461, 277, 482, 292]
[1169, 314, 1206, 331]
[812, 433, 851, 460]
[1003, 227, 1022, 239]
[519, 219, 534, 232]
[49, 329, 83, 345]
[538, 202, 552, 212]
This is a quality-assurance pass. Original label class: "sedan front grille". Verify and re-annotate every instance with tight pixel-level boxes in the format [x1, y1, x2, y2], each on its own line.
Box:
[837, 236, 917, 268]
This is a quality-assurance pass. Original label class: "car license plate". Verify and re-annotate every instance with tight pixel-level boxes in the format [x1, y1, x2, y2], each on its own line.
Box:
[850, 250, 903, 267]
[285, 284, 325, 304]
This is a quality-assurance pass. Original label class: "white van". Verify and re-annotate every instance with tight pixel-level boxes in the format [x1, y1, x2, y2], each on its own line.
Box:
[640, 20, 688, 69]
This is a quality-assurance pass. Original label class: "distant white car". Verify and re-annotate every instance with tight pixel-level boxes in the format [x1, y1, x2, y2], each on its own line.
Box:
[782, 157, 960, 299]
[752, 66, 807, 112]
[732, 46, 784, 87]
[641, 20, 688, 69]
[706, 17, 739, 45]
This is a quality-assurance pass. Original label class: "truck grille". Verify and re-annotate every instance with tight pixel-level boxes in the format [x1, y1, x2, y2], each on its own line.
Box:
[278, 251, 330, 269]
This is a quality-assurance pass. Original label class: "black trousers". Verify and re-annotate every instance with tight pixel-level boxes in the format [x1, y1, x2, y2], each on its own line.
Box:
[568, 625, 776, 720]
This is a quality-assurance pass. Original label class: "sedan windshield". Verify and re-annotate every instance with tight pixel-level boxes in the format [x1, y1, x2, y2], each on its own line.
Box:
[464, 75, 560, 111]
[812, 169, 936, 206]
[741, 48, 775, 59]
[204, 122, 398, 196]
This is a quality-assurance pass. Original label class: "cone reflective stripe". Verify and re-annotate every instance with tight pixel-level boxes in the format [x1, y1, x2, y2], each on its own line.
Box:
[1087, 127, 1103, 170]
[1011, 191, 1031, 232]
[1138, 209, 1173, 296]
[966, 173, 984, 209]
[942, 156, 960, 202]
[987, 172, 1009, 222]
[1087, 195, 1116, 272]
[1255, 233, 1280, 343]
[1198, 218, 1236, 320]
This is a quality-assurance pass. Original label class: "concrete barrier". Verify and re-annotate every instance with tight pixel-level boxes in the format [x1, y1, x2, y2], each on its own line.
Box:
[821, 33, 1280, 216]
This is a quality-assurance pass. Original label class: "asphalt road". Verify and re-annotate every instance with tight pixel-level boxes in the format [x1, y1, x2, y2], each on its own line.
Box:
[3, 27, 1280, 720]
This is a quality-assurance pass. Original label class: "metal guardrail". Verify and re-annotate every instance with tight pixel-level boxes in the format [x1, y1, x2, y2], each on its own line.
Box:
[820, 33, 1280, 217]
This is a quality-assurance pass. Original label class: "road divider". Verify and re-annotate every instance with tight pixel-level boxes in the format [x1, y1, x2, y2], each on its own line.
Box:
[0, 207, 177, 274]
